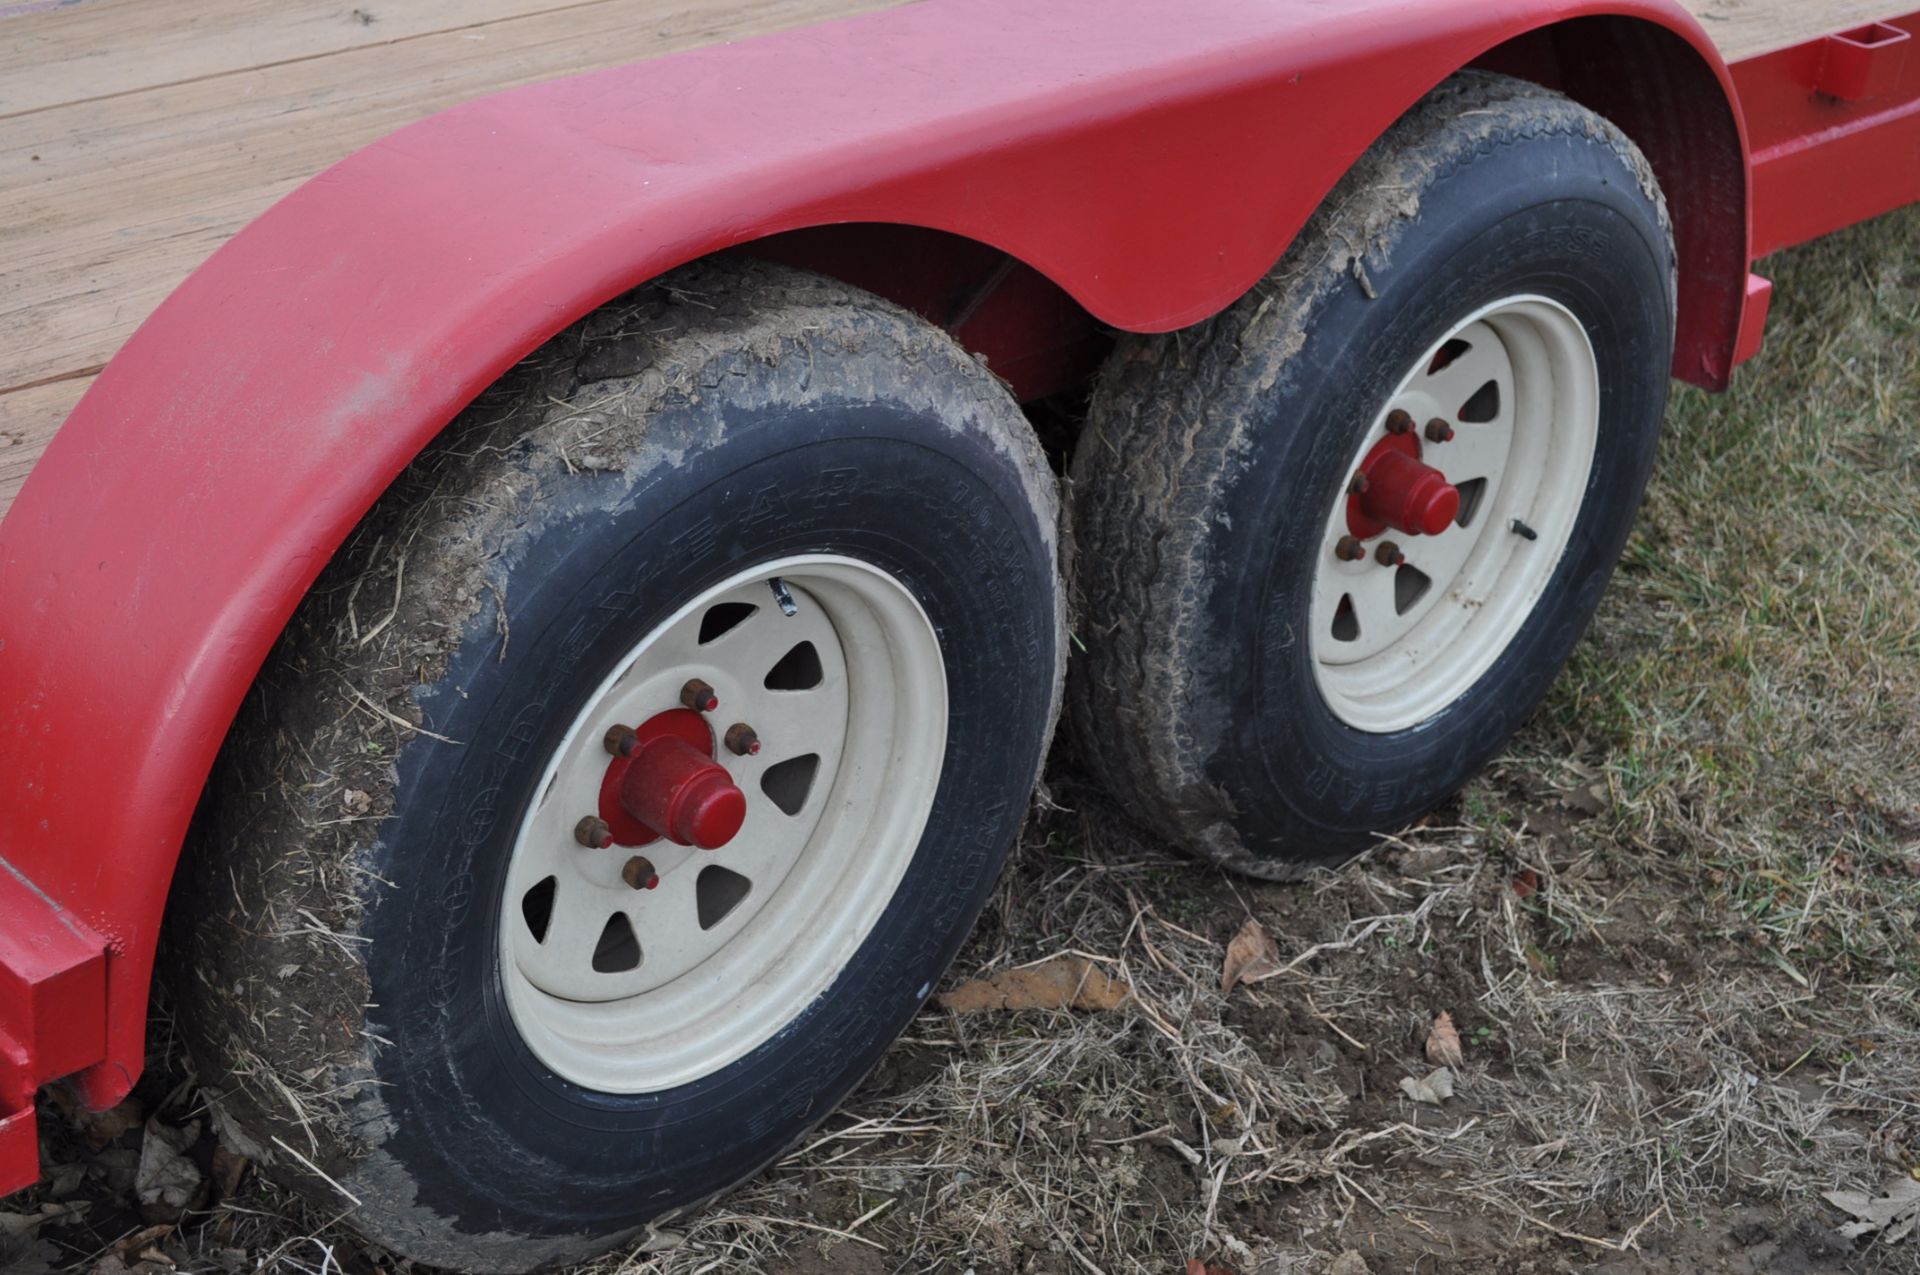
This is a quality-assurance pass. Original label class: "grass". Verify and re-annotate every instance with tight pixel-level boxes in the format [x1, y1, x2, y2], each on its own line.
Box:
[20, 208, 1920, 1275]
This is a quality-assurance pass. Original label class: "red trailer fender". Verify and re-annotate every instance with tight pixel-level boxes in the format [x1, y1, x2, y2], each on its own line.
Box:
[0, 0, 1747, 1125]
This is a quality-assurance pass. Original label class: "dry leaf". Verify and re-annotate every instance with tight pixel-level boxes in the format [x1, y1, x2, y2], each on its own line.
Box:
[1185, 1260, 1238, 1275]
[0, 1236, 56, 1275]
[48, 1090, 144, 1150]
[1425, 1011, 1464, 1069]
[1220, 918, 1282, 994]
[1399, 1067, 1455, 1105]
[135, 1120, 204, 1222]
[0, 1204, 84, 1237]
[636, 1228, 685, 1253]
[1329, 1254, 1372, 1275]
[109, 1223, 175, 1259]
[1824, 1177, 1920, 1244]
[937, 956, 1130, 1013]
[210, 1144, 250, 1204]
[1561, 779, 1609, 816]
[45, 1162, 86, 1197]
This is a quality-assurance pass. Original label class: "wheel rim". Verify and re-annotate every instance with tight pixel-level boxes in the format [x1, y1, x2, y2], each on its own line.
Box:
[500, 554, 947, 1093]
[1309, 295, 1600, 733]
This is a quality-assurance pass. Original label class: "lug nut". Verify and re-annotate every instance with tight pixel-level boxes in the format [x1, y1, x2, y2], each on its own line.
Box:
[1385, 409, 1415, 435]
[604, 724, 639, 757]
[724, 723, 762, 756]
[1375, 540, 1407, 567]
[1425, 419, 1456, 443]
[575, 815, 614, 849]
[680, 678, 719, 713]
[621, 856, 661, 890]
[1335, 535, 1368, 563]
[1348, 472, 1371, 496]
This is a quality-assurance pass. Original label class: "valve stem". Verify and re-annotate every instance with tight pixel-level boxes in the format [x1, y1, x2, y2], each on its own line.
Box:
[769, 577, 799, 617]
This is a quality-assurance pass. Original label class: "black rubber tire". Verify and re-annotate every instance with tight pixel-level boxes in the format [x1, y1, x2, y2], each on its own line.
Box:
[171, 261, 1063, 1271]
[1068, 73, 1675, 878]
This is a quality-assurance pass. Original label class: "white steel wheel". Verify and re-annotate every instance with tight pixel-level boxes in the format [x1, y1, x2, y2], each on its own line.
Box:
[179, 259, 1068, 1271]
[1309, 295, 1600, 734]
[500, 553, 946, 1093]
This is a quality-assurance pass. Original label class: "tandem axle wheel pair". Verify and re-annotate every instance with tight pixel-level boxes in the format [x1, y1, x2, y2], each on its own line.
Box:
[179, 73, 1673, 1270]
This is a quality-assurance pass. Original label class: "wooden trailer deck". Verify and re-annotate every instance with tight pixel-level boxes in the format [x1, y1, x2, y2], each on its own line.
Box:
[0, 0, 1906, 521]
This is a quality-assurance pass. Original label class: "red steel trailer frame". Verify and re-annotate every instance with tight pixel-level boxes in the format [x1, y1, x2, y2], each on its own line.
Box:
[2, 0, 1918, 1196]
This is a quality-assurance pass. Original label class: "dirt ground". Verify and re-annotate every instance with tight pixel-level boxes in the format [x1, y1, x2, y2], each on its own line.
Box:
[8, 206, 1920, 1275]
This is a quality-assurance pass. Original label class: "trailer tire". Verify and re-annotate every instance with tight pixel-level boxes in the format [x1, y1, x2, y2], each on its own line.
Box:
[1068, 73, 1674, 877]
[172, 261, 1062, 1272]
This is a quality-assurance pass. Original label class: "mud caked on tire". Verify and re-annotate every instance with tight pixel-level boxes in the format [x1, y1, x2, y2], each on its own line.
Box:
[1070, 73, 1676, 877]
[173, 263, 1063, 1271]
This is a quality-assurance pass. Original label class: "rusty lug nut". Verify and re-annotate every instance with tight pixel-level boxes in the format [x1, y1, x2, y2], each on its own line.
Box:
[1385, 409, 1415, 435]
[1375, 540, 1407, 567]
[680, 678, 719, 713]
[1347, 472, 1371, 496]
[1335, 536, 1368, 563]
[603, 723, 639, 757]
[724, 723, 762, 756]
[575, 815, 614, 849]
[621, 855, 661, 891]
[1425, 418, 1456, 443]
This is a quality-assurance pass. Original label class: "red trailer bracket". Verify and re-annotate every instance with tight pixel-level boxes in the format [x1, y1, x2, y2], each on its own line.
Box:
[0, 0, 1747, 1147]
[0, 860, 108, 1193]
[1734, 13, 1920, 255]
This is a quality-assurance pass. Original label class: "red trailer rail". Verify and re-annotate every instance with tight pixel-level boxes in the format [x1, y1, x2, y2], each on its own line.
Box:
[2, 0, 1918, 1267]
[1742, 16, 1920, 252]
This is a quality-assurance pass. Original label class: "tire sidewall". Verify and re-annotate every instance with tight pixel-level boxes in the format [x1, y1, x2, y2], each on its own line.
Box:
[1212, 125, 1673, 854]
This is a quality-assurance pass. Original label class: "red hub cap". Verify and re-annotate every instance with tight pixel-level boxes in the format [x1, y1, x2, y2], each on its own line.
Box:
[1347, 433, 1461, 539]
[598, 709, 747, 849]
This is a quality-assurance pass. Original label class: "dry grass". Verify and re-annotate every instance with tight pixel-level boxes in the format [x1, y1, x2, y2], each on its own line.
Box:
[21, 208, 1920, 1275]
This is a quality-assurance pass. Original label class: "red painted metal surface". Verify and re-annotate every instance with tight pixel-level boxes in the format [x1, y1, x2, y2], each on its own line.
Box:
[0, 0, 1771, 1191]
[1734, 11, 1920, 256]
[1735, 274, 1776, 368]
[0, 864, 108, 1193]
[1348, 429, 1461, 541]
[600, 710, 746, 850]
[1817, 22, 1912, 102]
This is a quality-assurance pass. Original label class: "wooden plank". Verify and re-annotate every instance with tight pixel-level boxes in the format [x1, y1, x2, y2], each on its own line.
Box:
[0, 378, 89, 514]
[0, 0, 897, 521]
[0, 0, 640, 119]
[0, 0, 898, 394]
[1680, 0, 1908, 58]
